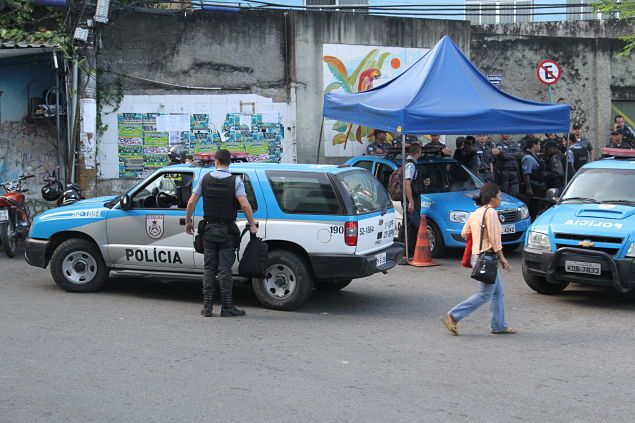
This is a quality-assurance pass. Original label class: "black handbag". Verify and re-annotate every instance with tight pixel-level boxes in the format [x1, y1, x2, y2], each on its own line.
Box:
[470, 208, 498, 284]
[237, 227, 269, 279]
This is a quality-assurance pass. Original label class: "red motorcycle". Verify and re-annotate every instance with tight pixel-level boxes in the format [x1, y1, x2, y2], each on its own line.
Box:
[0, 174, 34, 257]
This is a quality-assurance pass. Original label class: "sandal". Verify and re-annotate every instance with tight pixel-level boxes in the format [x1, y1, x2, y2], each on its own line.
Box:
[441, 314, 458, 336]
[492, 328, 517, 335]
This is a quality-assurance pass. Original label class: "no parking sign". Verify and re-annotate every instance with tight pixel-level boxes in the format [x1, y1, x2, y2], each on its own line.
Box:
[536, 60, 562, 85]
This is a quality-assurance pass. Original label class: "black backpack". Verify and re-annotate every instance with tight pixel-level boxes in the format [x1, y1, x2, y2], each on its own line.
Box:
[237, 227, 269, 279]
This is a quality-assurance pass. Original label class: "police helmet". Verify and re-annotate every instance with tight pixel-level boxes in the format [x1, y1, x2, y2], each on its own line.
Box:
[41, 181, 63, 202]
[61, 189, 81, 206]
[169, 145, 189, 164]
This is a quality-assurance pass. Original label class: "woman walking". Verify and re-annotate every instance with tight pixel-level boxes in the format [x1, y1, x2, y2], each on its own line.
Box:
[442, 183, 516, 336]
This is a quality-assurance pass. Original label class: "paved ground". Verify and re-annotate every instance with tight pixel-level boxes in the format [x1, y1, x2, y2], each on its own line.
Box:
[1, 245, 634, 423]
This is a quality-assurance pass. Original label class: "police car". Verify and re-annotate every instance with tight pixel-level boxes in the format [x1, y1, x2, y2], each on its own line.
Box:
[24, 156, 404, 310]
[345, 152, 531, 257]
[522, 148, 635, 295]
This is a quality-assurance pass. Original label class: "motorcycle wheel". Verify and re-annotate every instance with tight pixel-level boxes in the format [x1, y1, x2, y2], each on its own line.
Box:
[0, 215, 17, 258]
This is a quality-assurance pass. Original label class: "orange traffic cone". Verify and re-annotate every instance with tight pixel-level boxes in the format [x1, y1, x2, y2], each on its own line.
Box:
[409, 215, 439, 267]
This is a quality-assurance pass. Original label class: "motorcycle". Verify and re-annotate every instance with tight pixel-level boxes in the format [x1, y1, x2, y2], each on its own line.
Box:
[41, 168, 82, 206]
[0, 174, 34, 257]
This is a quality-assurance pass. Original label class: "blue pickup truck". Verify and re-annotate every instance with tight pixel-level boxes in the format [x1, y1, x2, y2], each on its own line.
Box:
[345, 153, 531, 257]
[522, 149, 635, 294]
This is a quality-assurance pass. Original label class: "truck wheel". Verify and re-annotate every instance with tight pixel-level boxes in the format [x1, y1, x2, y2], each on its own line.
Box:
[315, 279, 352, 292]
[522, 263, 568, 295]
[0, 218, 17, 258]
[427, 221, 446, 258]
[251, 250, 314, 311]
[50, 238, 108, 292]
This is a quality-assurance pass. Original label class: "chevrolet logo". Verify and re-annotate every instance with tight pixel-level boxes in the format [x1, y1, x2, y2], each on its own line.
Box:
[579, 240, 595, 248]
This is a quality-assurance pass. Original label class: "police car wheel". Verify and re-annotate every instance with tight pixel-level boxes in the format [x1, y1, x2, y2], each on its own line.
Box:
[50, 239, 108, 292]
[427, 221, 446, 258]
[522, 263, 568, 295]
[314, 279, 352, 292]
[251, 250, 314, 311]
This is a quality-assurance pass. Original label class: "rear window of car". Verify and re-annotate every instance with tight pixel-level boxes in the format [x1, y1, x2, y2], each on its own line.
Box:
[336, 169, 393, 215]
[267, 171, 343, 215]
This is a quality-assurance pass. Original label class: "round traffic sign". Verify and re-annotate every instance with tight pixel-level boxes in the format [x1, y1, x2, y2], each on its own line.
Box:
[536, 60, 562, 85]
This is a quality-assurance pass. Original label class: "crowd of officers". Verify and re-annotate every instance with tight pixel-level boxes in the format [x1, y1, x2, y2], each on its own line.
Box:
[367, 115, 635, 220]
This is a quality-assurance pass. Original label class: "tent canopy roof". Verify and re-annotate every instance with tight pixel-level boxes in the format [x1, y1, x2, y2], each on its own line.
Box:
[323, 36, 570, 135]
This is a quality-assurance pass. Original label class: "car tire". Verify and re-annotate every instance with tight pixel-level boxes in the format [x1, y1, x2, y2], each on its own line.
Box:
[50, 238, 108, 292]
[251, 249, 314, 311]
[0, 218, 17, 258]
[314, 279, 352, 292]
[522, 263, 568, 295]
[427, 220, 446, 258]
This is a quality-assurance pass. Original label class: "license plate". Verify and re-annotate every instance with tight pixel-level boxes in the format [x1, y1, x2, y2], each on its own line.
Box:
[502, 224, 516, 234]
[565, 260, 601, 275]
[0, 210, 8, 222]
[376, 252, 387, 267]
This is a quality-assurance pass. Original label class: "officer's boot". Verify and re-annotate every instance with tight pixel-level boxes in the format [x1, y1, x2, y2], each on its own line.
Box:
[201, 291, 213, 317]
[219, 278, 245, 317]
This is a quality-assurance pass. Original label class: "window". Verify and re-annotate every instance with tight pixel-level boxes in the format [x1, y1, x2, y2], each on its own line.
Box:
[267, 171, 343, 215]
[414, 163, 483, 194]
[352, 160, 373, 172]
[234, 173, 258, 212]
[337, 169, 393, 215]
[131, 172, 193, 209]
[375, 163, 395, 188]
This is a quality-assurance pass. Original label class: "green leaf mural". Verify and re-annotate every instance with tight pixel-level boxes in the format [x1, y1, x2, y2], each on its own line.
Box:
[348, 49, 379, 91]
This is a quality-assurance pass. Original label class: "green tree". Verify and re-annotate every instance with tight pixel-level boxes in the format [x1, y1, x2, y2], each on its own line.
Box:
[594, 0, 635, 55]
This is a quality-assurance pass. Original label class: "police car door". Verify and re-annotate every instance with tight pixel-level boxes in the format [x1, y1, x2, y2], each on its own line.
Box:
[106, 170, 197, 271]
[192, 169, 267, 271]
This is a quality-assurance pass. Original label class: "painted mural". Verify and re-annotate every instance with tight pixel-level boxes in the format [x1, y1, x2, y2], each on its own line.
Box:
[322, 44, 430, 157]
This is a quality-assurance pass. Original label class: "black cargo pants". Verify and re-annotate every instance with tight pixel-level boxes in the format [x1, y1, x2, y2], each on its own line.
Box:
[203, 222, 238, 307]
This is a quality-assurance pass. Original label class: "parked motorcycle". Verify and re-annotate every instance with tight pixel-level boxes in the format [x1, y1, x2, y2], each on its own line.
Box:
[41, 168, 82, 206]
[0, 174, 34, 257]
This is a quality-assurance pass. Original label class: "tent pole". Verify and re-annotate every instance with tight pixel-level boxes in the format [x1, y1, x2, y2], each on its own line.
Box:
[564, 131, 571, 186]
[401, 132, 408, 261]
[316, 116, 325, 164]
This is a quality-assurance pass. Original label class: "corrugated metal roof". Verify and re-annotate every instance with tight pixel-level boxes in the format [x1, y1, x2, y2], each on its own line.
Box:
[0, 40, 60, 49]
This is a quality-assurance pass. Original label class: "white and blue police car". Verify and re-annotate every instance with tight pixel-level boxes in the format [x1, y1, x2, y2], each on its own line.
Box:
[25, 155, 404, 310]
[523, 148, 635, 294]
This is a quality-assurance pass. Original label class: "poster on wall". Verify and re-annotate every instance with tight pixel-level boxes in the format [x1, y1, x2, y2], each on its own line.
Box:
[117, 112, 285, 178]
[322, 44, 430, 157]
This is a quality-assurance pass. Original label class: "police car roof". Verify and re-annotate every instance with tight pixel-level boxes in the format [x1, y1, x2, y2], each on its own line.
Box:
[163, 163, 345, 174]
[586, 158, 635, 170]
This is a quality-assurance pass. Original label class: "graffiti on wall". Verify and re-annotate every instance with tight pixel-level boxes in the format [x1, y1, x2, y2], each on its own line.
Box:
[322, 44, 430, 157]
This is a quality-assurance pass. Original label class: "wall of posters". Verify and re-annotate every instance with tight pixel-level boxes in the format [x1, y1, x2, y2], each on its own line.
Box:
[97, 94, 292, 179]
[322, 44, 430, 157]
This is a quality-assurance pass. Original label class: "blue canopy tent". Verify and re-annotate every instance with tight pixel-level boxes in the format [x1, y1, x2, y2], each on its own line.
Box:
[322, 35, 571, 258]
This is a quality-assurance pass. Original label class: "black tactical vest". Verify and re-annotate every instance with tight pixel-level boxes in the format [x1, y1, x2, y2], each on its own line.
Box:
[526, 152, 545, 183]
[202, 173, 238, 222]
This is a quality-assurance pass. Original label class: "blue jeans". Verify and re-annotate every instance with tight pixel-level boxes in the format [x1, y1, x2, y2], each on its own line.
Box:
[449, 256, 509, 332]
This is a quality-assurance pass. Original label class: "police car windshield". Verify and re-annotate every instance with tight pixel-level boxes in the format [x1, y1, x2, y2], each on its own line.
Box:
[561, 168, 635, 204]
[415, 163, 483, 194]
[337, 170, 392, 214]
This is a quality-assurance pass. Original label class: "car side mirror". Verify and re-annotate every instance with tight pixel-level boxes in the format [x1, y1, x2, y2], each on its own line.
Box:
[120, 194, 131, 210]
[546, 188, 561, 204]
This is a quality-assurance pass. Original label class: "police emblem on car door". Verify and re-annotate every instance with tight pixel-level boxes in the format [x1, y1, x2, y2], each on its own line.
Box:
[107, 171, 197, 271]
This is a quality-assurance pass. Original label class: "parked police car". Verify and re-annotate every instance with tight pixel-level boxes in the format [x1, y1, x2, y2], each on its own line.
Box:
[345, 152, 530, 257]
[24, 158, 404, 310]
[523, 148, 635, 295]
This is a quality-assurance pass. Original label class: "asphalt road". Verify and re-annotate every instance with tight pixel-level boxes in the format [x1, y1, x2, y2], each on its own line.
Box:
[1, 246, 634, 423]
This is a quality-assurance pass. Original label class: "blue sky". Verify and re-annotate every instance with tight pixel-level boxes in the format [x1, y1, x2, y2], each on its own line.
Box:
[257, 0, 567, 22]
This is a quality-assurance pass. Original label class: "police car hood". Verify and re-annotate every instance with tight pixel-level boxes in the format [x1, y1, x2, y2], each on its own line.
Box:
[533, 204, 635, 236]
[421, 190, 522, 212]
[34, 196, 116, 222]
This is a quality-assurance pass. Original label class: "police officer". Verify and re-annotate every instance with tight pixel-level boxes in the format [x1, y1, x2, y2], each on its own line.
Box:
[493, 134, 523, 196]
[453, 136, 480, 175]
[614, 115, 635, 146]
[606, 128, 634, 150]
[398, 143, 423, 259]
[521, 138, 546, 220]
[566, 133, 590, 172]
[185, 149, 257, 318]
[543, 140, 565, 190]
[424, 134, 452, 157]
[169, 145, 188, 165]
[475, 134, 496, 183]
[366, 130, 392, 155]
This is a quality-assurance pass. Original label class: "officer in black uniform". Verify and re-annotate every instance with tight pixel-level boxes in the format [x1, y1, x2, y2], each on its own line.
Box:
[493, 134, 523, 196]
[521, 138, 546, 220]
[475, 134, 496, 183]
[185, 149, 257, 317]
[543, 140, 565, 190]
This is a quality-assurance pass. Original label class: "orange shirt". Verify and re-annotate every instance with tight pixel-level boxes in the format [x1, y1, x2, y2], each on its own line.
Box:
[461, 206, 502, 255]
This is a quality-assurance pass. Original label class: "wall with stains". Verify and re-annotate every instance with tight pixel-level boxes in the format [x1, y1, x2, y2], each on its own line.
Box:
[472, 20, 635, 151]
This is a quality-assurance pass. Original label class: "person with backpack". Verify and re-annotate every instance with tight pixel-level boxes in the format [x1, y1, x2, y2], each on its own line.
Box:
[394, 143, 423, 259]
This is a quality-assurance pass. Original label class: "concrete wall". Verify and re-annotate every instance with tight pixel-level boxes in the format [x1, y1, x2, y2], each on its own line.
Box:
[0, 55, 61, 214]
[290, 11, 470, 164]
[472, 20, 635, 151]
